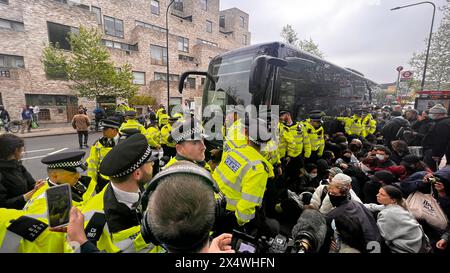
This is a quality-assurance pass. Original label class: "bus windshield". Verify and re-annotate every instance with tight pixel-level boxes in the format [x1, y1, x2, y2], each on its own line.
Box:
[203, 51, 256, 113]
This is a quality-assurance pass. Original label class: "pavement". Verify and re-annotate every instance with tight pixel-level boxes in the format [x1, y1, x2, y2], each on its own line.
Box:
[10, 123, 80, 138]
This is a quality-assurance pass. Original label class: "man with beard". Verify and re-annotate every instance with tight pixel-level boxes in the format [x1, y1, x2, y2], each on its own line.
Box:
[78, 133, 162, 253]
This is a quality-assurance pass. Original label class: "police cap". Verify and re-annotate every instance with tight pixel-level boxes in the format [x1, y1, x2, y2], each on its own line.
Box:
[100, 118, 121, 129]
[100, 133, 158, 178]
[169, 118, 207, 144]
[41, 151, 86, 172]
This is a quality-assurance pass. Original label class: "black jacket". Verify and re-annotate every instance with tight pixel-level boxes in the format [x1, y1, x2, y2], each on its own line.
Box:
[326, 200, 382, 247]
[381, 117, 410, 146]
[0, 109, 10, 122]
[0, 159, 36, 209]
[422, 117, 450, 159]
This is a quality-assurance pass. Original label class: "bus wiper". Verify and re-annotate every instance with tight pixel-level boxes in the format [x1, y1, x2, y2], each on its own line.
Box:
[178, 71, 216, 94]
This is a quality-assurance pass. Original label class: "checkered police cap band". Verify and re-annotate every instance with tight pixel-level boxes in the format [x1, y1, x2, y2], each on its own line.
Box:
[172, 126, 204, 143]
[110, 145, 152, 178]
[48, 161, 83, 169]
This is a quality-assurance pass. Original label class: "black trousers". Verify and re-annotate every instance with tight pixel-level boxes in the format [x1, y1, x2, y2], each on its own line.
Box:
[77, 131, 88, 147]
[423, 149, 440, 171]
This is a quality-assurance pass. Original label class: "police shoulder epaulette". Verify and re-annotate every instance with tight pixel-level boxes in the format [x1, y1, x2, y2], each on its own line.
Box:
[7, 216, 48, 242]
[84, 212, 106, 245]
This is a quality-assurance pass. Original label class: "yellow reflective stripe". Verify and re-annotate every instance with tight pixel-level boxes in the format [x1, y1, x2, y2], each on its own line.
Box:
[216, 168, 241, 192]
[114, 237, 135, 253]
[236, 209, 254, 221]
[226, 197, 238, 207]
[241, 192, 263, 205]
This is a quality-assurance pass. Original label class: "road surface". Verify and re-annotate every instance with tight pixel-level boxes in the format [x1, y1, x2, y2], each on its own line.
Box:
[22, 132, 102, 179]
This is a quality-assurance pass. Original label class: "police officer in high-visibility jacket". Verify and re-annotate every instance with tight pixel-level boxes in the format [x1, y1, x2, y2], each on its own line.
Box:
[213, 115, 274, 230]
[222, 111, 247, 159]
[158, 110, 169, 128]
[23, 151, 95, 215]
[146, 119, 161, 150]
[361, 109, 377, 138]
[303, 112, 325, 164]
[80, 133, 162, 253]
[160, 117, 178, 159]
[155, 104, 165, 120]
[279, 110, 311, 178]
[164, 118, 212, 172]
[0, 208, 74, 253]
[119, 110, 148, 137]
[86, 118, 121, 194]
[337, 110, 363, 137]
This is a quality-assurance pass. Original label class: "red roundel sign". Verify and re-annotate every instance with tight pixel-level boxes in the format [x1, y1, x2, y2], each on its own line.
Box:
[401, 71, 413, 80]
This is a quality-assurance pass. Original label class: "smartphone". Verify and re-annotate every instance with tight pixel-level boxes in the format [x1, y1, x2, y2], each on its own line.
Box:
[46, 184, 72, 228]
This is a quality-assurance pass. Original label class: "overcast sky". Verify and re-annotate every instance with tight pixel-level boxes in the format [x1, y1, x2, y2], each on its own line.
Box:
[220, 0, 447, 84]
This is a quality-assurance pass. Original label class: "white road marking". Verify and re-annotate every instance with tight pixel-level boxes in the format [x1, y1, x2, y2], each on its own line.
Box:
[22, 147, 68, 161]
[23, 148, 55, 154]
[48, 148, 68, 155]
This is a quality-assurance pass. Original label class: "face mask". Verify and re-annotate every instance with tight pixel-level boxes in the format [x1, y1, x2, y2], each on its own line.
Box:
[309, 173, 317, 178]
[376, 154, 385, 161]
[342, 156, 351, 163]
[329, 193, 349, 207]
[428, 114, 435, 120]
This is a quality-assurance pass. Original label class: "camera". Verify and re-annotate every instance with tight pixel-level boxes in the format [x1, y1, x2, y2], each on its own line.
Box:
[231, 229, 294, 253]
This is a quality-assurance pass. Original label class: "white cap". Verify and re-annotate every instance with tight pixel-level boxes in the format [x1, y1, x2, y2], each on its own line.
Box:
[331, 173, 352, 185]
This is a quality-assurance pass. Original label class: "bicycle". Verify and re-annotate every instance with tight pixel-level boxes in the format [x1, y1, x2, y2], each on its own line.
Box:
[0, 119, 21, 133]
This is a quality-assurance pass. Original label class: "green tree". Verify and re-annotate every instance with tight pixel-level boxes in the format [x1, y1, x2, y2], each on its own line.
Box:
[129, 95, 156, 106]
[409, 1, 450, 90]
[280, 24, 324, 58]
[42, 26, 138, 99]
[281, 24, 298, 45]
[42, 43, 68, 80]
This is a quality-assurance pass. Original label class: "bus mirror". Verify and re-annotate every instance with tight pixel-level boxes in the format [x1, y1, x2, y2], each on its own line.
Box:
[249, 55, 287, 95]
[178, 71, 216, 94]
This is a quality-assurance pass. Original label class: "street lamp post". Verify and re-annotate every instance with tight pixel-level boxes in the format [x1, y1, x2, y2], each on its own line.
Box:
[166, 0, 175, 111]
[391, 1, 436, 91]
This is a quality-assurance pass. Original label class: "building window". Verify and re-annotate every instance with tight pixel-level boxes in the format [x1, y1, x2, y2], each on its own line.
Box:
[47, 22, 78, 50]
[150, 45, 167, 66]
[91, 6, 102, 25]
[0, 18, 24, 31]
[186, 78, 196, 89]
[154, 72, 179, 82]
[200, 0, 207, 11]
[177, 36, 189, 52]
[0, 54, 25, 68]
[104, 16, 124, 38]
[135, 20, 166, 33]
[239, 16, 245, 28]
[173, 0, 183, 12]
[38, 109, 51, 121]
[242, 34, 247, 45]
[0, 0, 9, 4]
[25, 94, 77, 107]
[151, 0, 160, 15]
[102, 39, 138, 52]
[178, 54, 194, 62]
[206, 20, 212, 33]
[132, 71, 145, 85]
[196, 38, 217, 47]
[201, 77, 205, 85]
[219, 15, 225, 28]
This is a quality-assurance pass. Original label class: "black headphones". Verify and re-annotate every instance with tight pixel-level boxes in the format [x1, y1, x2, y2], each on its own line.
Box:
[140, 161, 227, 246]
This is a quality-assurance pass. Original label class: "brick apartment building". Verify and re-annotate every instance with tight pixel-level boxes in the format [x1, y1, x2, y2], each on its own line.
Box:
[0, 0, 250, 123]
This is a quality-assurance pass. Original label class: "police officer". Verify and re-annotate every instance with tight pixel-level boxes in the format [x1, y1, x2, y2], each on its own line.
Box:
[213, 114, 275, 233]
[146, 119, 161, 150]
[158, 110, 169, 128]
[24, 151, 94, 215]
[119, 110, 148, 137]
[0, 152, 92, 253]
[337, 109, 363, 137]
[160, 117, 178, 159]
[279, 110, 311, 179]
[222, 109, 247, 159]
[155, 104, 165, 120]
[80, 133, 162, 253]
[86, 118, 121, 193]
[361, 108, 377, 138]
[164, 118, 211, 172]
[303, 112, 325, 164]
